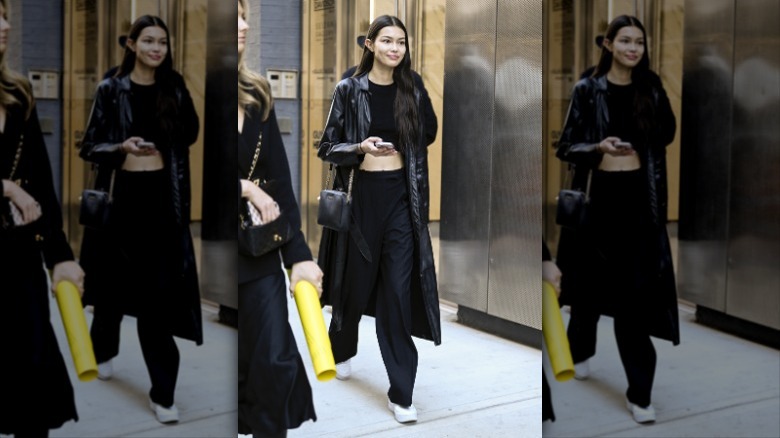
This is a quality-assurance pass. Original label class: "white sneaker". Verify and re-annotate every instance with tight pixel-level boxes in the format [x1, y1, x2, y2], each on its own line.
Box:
[573, 360, 590, 380]
[97, 360, 113, 381]
[150, 399, 179, 424]
[626, 399, 656, 424]
[387, 398, 417, 423]
[335, 360, 351, 381]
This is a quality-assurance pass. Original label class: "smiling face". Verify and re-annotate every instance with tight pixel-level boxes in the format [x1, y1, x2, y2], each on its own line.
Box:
[365, 25, 406, 70]
[238, 1, 248, 56]
[605, 25, 645, 71]
[129, 26, 168, 71]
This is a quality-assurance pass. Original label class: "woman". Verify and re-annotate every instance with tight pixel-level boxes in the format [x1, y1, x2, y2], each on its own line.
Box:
[317, 14, 440, 424]
[0, 1, 85, 435]
[555, 15, 679, 424]
[78, 15, 201, 424]
[237, 1, 323, 436]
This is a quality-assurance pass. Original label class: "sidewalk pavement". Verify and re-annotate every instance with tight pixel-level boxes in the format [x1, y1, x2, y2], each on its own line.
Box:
[43, 291, 540, 438]
[49, 301, 237, 438]
[542, 303, 780, 437]
[284, 302, 541, 438]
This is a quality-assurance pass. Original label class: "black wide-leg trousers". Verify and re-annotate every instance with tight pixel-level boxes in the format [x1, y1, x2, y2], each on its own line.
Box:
[329, 169, 418, 407]
[89, 170, 180, 408]
[566, 169, 658, 408]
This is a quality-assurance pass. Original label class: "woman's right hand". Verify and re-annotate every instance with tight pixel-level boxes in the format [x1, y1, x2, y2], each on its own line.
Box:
[290, 260, 324, 297]
[598, 136, 635, 157]
[241, 179, 280, 223]
[121, 137, 158, 157]
[542, 260, 562, 298]
[360, 136, 397, 157]
[2, 180, 42, 225]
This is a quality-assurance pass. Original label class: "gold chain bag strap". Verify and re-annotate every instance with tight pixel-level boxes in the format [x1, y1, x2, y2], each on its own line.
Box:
[238, 131, 293, 257]
[2, 134, 28, 228]
[317, 164, 354, 232]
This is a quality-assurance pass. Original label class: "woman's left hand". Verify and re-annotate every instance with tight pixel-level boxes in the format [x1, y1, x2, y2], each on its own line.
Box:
[52, 261, 86, 297]
[290, 260, 324, 298]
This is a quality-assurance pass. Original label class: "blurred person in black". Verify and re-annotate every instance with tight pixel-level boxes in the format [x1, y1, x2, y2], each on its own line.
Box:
[0, 0, 85, 435]
[237, 1, 323, 436]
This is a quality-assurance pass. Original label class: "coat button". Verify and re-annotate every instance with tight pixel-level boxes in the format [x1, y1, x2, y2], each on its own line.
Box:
[35, 234, 44, 242]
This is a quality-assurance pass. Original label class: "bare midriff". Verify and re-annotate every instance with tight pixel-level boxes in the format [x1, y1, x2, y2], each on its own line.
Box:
[599, 154, 641, 171]
[122, 154, 164, 171]
[359, 153, 404, 171]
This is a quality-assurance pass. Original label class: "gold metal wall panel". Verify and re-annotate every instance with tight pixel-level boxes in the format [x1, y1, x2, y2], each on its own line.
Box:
[487, 0, 542, 329]
[439, 0, 498, 312]
[726, 0, 780, 329]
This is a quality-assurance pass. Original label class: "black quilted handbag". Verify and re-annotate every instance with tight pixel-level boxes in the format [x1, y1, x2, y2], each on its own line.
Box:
[238, 132, 292, 257]
[79, 167, 113, 230]
[317, 165, 353, 232]
[555, 167, 592, 230]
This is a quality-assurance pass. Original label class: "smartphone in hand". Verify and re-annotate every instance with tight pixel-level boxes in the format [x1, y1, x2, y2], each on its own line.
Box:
[375, 142, 395, 150]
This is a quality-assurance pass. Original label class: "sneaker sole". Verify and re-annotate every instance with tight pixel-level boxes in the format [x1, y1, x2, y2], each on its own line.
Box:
[626, 400, 655, 424]
[387, 400, 417, 423]
[150, 400, 179, 424]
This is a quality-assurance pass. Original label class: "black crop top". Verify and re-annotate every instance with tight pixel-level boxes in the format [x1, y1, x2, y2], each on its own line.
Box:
[368, 80, 398, 145]
[606, 81, 636, 144]
[129, 81, 161, 145]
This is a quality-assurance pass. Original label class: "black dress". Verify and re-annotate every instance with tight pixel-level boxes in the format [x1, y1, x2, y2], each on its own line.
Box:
[0, 99, 78, 434]
[237, 104, 316, 435]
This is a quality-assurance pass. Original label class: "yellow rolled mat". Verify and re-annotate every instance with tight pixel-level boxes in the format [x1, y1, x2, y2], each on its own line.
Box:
[55, 281, 98, 382]
[542, 281, 575, 382]
[293, 281, 336, 382]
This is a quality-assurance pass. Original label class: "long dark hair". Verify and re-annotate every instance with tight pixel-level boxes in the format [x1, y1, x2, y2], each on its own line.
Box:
[354, 15, 418, 154]
[116, 15, 179, 136]
[593, 15, 657, 135]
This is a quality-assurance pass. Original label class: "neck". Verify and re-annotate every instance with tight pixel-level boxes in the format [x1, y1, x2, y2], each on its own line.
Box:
[368, 64, 394, 85]
[131, 64, 156, 84]
[607, 63, 632, 85]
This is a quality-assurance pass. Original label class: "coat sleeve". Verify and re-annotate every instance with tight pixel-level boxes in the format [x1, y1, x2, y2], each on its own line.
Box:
[264, 109, 313, 268]
[555, 80, 603, 168]
[317, 80, 363, 166]
[27, 106, 75, 268]
[78, 79, 126, 167]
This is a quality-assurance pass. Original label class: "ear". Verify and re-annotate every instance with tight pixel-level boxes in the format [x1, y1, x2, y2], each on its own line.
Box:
[364, 39, 374, 53]
[126, 39, 136, 52]
[603, 39, 613, 53]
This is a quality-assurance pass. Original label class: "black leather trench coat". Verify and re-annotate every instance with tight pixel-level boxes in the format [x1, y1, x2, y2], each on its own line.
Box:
[78, 73, 203, 345]
[555, 73, 680, 345]
[317, 73, 441, 345]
